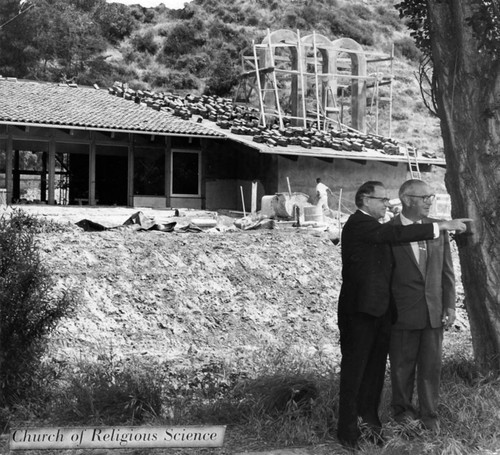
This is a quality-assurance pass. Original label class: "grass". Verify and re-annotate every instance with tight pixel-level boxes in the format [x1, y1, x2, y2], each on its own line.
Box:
[2, 339, 500, 455]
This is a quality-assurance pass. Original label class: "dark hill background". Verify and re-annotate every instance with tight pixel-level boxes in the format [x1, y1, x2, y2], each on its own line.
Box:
[0, 0, 442, 154]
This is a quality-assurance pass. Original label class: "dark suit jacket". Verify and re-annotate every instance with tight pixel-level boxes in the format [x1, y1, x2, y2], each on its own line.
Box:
[338, 210, 435, 318]
[389, 215, 455, 329]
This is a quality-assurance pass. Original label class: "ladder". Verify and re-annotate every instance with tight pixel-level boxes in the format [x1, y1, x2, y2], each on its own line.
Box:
[322, 84, 343, 131]
[406, 146, 421, 179]
[252, 32, 285, 129]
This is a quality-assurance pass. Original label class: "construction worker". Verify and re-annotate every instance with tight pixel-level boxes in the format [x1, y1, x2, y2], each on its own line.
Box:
[316, 177, 333, 213]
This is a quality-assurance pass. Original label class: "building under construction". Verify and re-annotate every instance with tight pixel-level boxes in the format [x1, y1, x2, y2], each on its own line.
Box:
[235, 29, 395, 139]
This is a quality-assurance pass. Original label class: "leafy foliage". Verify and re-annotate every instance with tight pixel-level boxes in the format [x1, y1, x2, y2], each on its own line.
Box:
[394, 36, 422, 61]
[95, 1, 138, 45]
[158, 21, 206, 63]
[0, 1, 36, 76]
[130, 30, 159, 55]
[0, 0, 405, 95]
[395, 0, 431, 55]
[204, 50, 240, 96]
[466, 0, 500, 59]
[31, 0, 108, 80]
[0, 209, 75, 408]
[143, 68, 199, 91]
[396, 0, 500, 59]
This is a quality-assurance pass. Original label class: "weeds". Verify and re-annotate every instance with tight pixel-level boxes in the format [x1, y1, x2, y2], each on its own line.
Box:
[49, 353, 164, 425]
[237, 372, 338, 445]
[378, 355, 500, 455]
[0, 209, 76, 413]
[4, 339, 500, 454]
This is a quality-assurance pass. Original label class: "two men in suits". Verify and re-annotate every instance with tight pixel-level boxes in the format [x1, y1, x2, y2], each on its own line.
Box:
[389, 179, 456, 431]
[337, 181, 468, 449]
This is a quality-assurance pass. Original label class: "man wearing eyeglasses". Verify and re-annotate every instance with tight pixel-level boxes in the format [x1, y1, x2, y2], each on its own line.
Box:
[388, 179, 455, 433]
[336, 180, 470, 450]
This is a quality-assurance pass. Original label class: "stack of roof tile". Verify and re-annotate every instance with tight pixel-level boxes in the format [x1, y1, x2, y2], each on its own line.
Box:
[109, 82, 425, 157]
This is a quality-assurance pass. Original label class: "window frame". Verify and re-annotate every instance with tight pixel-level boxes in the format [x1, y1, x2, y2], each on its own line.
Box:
[170, 148, 201, 198]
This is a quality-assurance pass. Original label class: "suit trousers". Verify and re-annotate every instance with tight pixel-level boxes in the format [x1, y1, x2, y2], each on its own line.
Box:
[389, 325, 443, 425]
[337, 310, 392, 441]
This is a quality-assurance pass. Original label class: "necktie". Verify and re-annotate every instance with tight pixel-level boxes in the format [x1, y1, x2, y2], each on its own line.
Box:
[418, 240, 427, 276]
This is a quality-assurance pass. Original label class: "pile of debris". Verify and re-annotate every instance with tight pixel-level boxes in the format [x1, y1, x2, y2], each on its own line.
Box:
[108, 82, 406, 156]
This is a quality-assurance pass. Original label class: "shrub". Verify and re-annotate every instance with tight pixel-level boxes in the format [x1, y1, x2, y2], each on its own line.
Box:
[174, 53, 211, 76]
[144, 68, 199, 91]
[96, 2, 138, 44]
[0, 209, 75, 408]
[131, 30, 159, 55]
[326, 10, 375, 46]
[204, 50, 240, 96]
[375, 6, 404, 31]
[394, 36, 422, 62]
[350, 3, 372, 20]
[159, 22, 205, 62]
[107, 62, 139, 82]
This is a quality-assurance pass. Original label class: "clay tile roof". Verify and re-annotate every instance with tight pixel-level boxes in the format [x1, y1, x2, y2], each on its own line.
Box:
[0, 78, 224, 138]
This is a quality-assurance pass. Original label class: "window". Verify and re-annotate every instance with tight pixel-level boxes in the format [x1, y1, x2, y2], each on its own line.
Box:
[171, 150, 200, 196]
[134, 149, 165, 195]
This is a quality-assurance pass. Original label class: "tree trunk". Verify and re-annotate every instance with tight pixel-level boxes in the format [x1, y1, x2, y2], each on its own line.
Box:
[427, 1, 500, 373]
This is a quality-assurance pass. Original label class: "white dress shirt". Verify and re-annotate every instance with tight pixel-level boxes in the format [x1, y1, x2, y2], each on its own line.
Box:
[399, 213, 439, 261]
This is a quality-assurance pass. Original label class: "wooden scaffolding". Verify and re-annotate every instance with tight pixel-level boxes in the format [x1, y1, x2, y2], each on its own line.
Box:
[235, 29, 395, 137]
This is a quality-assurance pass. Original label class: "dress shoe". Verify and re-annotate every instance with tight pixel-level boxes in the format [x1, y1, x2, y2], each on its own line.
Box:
[394, 409, 417, 424]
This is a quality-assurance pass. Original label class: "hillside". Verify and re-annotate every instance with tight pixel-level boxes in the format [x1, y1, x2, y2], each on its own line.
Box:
[0, 0, 443, 156]
[116, 0, 443, 155]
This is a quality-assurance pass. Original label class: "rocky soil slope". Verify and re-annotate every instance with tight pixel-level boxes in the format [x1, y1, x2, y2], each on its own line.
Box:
[19, 205, 344, 377]
[10, 204, 469, 375]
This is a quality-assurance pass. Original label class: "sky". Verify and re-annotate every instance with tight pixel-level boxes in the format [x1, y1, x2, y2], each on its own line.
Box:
[107, 0, 192, 9]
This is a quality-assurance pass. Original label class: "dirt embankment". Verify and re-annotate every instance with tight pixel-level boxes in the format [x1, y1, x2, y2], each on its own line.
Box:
[22, 205, 343, 376]
[12, 204, 468, 377]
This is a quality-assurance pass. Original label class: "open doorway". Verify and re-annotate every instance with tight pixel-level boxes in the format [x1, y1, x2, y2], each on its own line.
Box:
[11, 149, 68, 204]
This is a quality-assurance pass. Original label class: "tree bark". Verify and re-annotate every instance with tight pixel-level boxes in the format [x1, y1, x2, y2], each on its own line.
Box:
[427, 0, 500, 372]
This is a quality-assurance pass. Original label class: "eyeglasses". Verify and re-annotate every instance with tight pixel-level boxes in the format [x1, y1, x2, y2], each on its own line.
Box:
[406, 194, 436, 203]
[364, 196, 390, 204]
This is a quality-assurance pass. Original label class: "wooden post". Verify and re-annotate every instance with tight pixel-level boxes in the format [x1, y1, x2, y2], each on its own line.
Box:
[252, 40, 266, 127]
[48, 139, 56, 205]
[337, 188, 343, 238]
[127, 134, 134, 207]
[240, 186, 246, 217]
[89, 132, 96, 205]
[251, 181, 257, 217]
[286, 176, 292, 197]
[40, 152, 47, 202]
[313, 31, 321, 129]
[5, 129, 13, 204]
[296, 29, 308, 127]
[13, 150, 20, 202]
[165, 136, 172, 208]
[388, 43, 394, 138]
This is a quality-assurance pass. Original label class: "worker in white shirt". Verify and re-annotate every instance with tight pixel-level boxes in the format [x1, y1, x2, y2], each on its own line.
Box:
[316, 177, 333, 212]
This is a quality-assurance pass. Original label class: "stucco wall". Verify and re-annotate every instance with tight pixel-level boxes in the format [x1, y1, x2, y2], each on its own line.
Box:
[274, 155, 408, 212]
[206, 179, 266, 212]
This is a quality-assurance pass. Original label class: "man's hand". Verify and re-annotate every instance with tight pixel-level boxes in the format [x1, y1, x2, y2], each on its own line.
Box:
[442, 308, 456, 329]
[438, 218, 473, 233]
